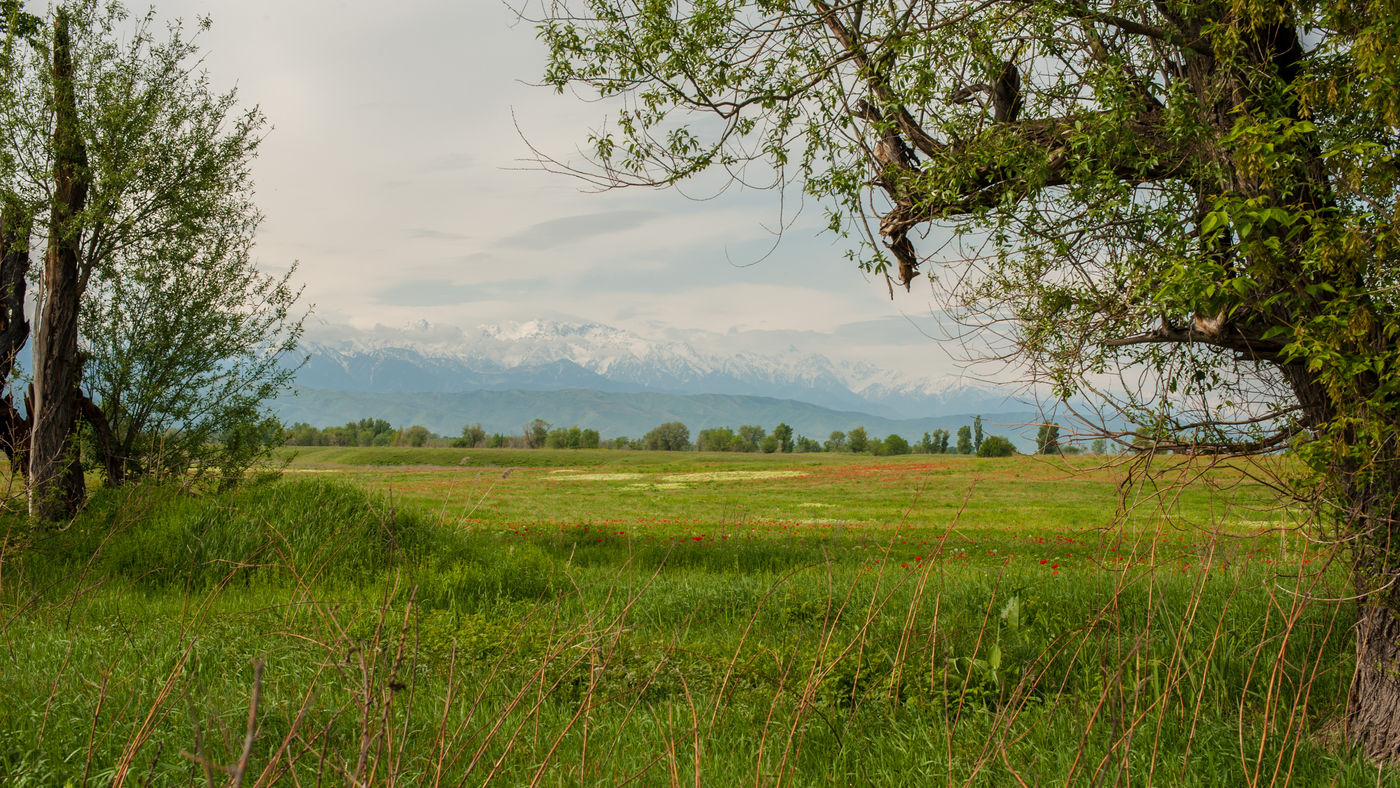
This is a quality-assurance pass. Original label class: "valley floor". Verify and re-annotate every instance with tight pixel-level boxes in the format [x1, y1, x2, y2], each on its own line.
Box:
[0, 449, 1388, 785]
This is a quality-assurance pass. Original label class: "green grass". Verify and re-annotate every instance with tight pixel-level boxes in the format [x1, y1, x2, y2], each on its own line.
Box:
[0, 449, 1384, 785]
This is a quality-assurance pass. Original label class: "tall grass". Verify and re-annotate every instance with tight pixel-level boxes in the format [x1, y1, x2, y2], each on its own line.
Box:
[0, 460, 1390, 785]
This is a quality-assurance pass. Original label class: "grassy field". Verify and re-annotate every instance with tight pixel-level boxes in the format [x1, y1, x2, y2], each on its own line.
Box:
[0, 448, 1385, 785]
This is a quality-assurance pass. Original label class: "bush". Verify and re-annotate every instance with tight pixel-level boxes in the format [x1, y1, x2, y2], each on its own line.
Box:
[977, 435, 1017, 457]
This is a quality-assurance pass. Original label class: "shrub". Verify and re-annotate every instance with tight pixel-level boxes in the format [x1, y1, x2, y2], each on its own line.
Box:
[977, 435, 1017, 457]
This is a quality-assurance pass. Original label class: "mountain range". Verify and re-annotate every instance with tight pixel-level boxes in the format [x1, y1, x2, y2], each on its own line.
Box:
[275, 388, 1040, 447]
[275, 319, 1049, 447]
[291, 319, 1019, 420]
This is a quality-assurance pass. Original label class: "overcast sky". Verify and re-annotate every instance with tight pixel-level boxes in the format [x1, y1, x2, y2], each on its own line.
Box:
[147, 0, 984, 384]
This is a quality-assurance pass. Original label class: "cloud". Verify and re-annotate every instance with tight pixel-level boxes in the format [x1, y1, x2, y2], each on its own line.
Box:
[376, 279, 482, 307]
[407, 228, 474, 241]
[495, 210, 661, 251]
[375, 278, 542, 307]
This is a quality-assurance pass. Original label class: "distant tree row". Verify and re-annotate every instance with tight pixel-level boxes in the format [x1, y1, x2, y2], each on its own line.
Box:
[284, 419, 425, 447]
[453, 420, 603, 450]
[672, 418, 1023, 457]
[282, 416, 1079, 458]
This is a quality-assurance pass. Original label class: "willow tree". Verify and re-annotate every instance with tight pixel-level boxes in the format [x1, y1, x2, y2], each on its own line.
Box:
[533, 0, 1400, 759]
[2, 2, 302, 511]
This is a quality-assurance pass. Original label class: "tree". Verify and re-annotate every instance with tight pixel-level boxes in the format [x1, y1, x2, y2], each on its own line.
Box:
[881, 433, 910, 455]
[847, 426, 869, 453]
[697, 426, 736, 452]
[772, 422, 793, 453]
[524, 419, 549, 449]
[736, 424, 766, 452]
[1091, 438, 1107, 456]
[397, 425, 431, 448]
[824, 430, 847, 453]
[1037, 424, 1061, 455]
[973, 416, 983, 453]
[80, 226, 302, 486]
[455, 423, 487, 448]
[3, 3, 301, 506]
[25, 7, 89, 517]
[955, 426, 972, 455]
[643, 421, 690, 451]
[537, 0, 1400, 754]
[977, 435, 1017, 458]
[932, 428, 950, 454]
[579, 428, 600, 449]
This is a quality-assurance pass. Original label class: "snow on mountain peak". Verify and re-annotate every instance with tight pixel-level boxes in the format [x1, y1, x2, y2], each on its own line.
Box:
[296, 319, 1012, 418]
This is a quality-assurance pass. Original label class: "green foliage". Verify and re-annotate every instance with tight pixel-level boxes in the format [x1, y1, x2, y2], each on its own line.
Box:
[531, 9, 1400, 739]
[825, 430, 847, 452]
[1037, 424, 1061, 455]
[772, 422, 793, 452]
[736, 424, 766, 452]
[930, 428, 950, 454]
[643, 420, 690, 451]
[847, 426, 869, 453]
[0, 0, 41, 42]
[877, 433, 910, 455]
[697, 426, 737, 451]
[973, 416, 983, 452]
[285, 418, 396, 447]
[454, 422, 487, 448]
[0, 2, 305, 489]
[956, 426, 973, 455]
[525, 418, 549, 449]
[977, 435, 1017, 457]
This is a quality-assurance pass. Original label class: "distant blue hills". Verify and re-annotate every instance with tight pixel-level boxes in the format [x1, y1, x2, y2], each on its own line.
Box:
[273, 388, 1044, 451]
[275, 320, 1050, 450]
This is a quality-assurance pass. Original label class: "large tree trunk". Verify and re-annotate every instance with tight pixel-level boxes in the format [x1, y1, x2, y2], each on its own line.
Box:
[1345, 476, 1400, 759]
[1350, 593, 1400, 760]
[29, 9, 90, 519]
[1287, 361, 1400, 759]
[0, 193, 32, 475]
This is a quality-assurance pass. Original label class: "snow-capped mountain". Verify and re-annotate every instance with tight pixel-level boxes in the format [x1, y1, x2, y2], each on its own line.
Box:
[292, 319, 1017, 419]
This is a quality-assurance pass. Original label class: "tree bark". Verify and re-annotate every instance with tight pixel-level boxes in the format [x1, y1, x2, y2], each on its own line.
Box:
[29, 9, 90, 519]
[1350, 592, 1400, 760]
[0, 194, 32, 475]
[1286, 356, 1400, 757]
[78, 391, 126, 486]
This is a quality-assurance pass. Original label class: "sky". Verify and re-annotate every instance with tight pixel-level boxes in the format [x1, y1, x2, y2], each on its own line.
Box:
[147, 0, 985, 385]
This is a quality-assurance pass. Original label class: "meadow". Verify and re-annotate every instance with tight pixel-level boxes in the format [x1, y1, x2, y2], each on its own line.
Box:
[0, 447, 1388, 785]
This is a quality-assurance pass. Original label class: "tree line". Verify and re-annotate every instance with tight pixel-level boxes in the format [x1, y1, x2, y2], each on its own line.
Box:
[647, 418, 1026, 455]
[284, 415, 1112, 457]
